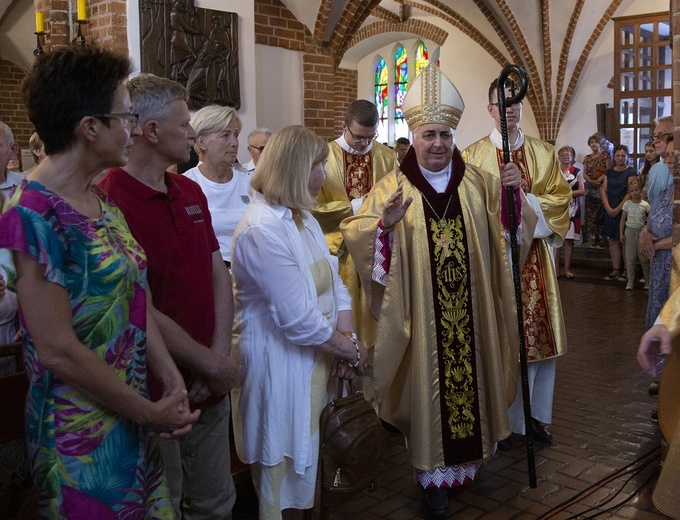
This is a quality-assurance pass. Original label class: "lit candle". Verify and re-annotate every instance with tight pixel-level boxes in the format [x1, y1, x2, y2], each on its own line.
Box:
[77, 0, 87, 21]
[35, 12, 44, 33]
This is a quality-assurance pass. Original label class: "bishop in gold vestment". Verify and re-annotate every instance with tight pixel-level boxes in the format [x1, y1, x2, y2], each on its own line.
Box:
[462, 80, 570, 440]
[341, 64, 537, 515]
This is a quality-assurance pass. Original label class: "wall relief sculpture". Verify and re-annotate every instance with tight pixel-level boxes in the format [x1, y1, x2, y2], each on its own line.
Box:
[140, 0, 240, 109]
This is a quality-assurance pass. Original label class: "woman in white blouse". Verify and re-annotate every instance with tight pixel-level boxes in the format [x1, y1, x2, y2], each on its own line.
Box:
[231, 126, 368, 520]
[184, 105, 251, 267]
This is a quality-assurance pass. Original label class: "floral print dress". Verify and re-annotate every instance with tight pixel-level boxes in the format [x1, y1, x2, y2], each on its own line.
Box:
[646, 183, 673, 329]
[0, 180, 173, 519]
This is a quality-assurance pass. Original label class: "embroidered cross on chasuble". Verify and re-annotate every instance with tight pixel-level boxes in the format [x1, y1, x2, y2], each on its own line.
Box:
[494, 146, 558, 360]
[402, 157, 484, 464]
[342, 149, 374, 200]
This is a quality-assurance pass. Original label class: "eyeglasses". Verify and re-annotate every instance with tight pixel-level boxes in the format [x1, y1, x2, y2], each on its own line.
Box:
[558, 153, 573, 158]
[346, 127, 378, 144]
[92, 113, 139, 128]
[489, 101, 522, 108]
[652, 132, 672, 141]
[249, 144, 265, 152]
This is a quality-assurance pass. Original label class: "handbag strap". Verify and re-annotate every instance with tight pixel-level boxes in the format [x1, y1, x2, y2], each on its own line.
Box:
[335, 377, 356, 400]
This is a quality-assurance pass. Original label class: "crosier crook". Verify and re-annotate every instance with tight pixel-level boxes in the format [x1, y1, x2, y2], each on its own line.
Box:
[496, 64, 537, 489]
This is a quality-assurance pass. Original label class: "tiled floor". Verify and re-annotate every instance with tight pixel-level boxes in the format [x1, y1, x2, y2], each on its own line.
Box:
[320, 266, 668, 520]
[234, 264, 669, 519]
[8, 264, 671, 519]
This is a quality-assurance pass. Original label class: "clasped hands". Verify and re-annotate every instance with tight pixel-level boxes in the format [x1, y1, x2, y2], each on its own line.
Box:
[332, 338, 369, 381]
[187, 348, 243, 406]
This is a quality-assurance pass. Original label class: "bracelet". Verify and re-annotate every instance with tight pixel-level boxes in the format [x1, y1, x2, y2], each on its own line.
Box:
[340, 331, 361, 368]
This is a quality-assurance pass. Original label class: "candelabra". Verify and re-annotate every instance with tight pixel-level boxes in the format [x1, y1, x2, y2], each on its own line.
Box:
[74, 20, 88, 47]
[34, 31, 45, 56]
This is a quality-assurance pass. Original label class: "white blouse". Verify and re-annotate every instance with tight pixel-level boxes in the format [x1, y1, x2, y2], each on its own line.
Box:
[230, 192, 351, 474]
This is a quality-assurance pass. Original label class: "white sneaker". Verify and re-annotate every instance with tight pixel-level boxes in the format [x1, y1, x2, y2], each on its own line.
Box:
[626, 283, 634, 291]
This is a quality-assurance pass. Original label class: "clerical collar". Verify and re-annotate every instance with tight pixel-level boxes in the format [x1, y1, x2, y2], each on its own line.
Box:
[489, 127, 524, 151]
[418, 162, 451, 193]
[335, 134, 374, 155]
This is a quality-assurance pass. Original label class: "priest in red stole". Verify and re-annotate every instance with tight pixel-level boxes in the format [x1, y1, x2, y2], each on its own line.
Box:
[312, 100, 396, 347]
[340, 63, 537, 518]
[462, 78, 571, 446]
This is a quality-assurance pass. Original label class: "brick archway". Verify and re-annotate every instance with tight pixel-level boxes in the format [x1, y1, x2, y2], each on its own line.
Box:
[345, 19, 448, 60]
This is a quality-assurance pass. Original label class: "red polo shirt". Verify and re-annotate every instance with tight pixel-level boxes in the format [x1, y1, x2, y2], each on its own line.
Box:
[99, 168, 221, 407]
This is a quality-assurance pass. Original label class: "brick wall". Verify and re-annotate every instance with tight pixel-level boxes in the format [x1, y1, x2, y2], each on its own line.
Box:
[254, 0, 340, 139]
[254, 0, 306, 51]
[0, 60, 32, 151]
[0, 0, 129, 159]
[34, 0, 127, 52]
[333, 68, 358, 137]
[87, 0, 128, 54]
[303, 35, 336, 140]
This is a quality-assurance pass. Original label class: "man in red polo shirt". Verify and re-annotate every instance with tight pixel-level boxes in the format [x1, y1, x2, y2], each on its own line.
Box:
[99, 74, 240, 519]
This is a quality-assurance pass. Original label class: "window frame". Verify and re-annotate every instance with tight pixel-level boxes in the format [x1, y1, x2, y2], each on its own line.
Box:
[613, 12, 671, 169]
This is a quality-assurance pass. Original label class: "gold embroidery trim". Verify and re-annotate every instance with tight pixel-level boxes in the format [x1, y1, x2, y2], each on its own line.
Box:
[430, 215, 475, 439]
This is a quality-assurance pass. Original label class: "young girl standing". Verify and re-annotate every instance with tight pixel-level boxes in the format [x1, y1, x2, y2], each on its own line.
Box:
[620, 181, 650, 290]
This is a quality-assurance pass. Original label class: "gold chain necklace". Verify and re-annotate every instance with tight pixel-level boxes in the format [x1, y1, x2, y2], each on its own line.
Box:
[421, 192, 453, 227]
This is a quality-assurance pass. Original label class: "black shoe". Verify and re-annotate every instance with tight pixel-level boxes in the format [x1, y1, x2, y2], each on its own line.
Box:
[530, 418, 553, 443]
[497, 436, 512, 451]
[424, 487, 450, 518]
[649, 381, 660, 396]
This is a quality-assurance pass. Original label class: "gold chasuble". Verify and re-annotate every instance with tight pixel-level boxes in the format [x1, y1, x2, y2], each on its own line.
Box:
[340, 149, 537, 469]
[312, 140, 396, 345]
[462, 135, 570, 362]
[654, 269, 680, 519]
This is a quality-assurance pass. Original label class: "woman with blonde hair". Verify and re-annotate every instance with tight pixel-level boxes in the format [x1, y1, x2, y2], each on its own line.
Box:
[231, 125, 368, 520]
[183, 105, 251, 267]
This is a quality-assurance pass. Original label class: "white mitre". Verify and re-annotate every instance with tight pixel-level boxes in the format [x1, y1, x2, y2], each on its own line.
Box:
[402, 62, 465, 131]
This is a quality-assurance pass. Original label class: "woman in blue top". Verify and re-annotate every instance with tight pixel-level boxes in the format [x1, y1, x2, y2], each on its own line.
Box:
[601, 145, 638, 281]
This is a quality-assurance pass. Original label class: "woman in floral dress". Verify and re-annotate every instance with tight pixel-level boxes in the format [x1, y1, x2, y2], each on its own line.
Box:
[0, 46, 198, 519]
[582, 132, 611, 246]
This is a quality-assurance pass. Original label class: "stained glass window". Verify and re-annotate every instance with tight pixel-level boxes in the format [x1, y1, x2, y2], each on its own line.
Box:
[375, 57, 388, 144]
[394, 45, 408, 140]
[415, 42, 429, 77]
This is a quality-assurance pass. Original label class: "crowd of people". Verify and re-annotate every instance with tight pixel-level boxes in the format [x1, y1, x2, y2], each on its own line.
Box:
[0, 44, 678, 520]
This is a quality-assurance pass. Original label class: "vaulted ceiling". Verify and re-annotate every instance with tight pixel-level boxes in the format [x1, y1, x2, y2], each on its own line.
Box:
[0, 0, 13, 21]
[279, 0, 644, 141]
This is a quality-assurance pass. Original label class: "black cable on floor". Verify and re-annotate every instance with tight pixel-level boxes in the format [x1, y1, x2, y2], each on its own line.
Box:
[579, 467, 660, 519]
[561, 454, 660, 520]
[535, 445, 661, 520]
